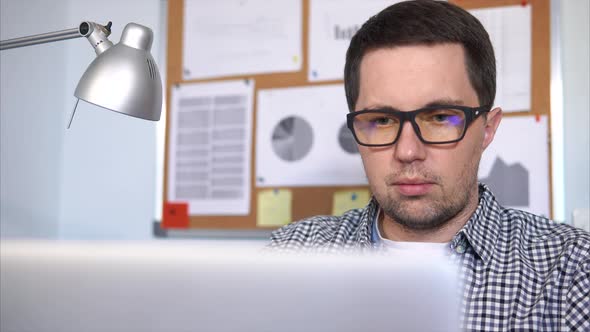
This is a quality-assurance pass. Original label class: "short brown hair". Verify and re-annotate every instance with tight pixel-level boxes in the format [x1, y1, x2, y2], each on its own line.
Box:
[344, 0, 496, 111]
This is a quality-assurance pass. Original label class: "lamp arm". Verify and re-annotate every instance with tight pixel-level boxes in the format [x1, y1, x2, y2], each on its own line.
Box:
[0, 21, 113, 53]
[0, 28, 81, 50]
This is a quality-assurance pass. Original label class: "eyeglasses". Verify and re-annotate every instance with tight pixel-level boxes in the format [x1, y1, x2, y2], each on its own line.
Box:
[347, 105, 490, 146]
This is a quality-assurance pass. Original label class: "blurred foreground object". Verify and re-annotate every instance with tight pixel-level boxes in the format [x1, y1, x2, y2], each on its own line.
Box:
[1, 241, 459, 332]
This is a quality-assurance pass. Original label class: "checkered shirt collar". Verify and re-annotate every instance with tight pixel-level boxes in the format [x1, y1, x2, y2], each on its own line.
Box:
[453, 184, 502, 264]
[344, 197, 377, 250]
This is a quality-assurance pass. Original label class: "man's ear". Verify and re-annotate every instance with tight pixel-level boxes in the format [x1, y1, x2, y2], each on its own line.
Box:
[482, 107, 502, 150]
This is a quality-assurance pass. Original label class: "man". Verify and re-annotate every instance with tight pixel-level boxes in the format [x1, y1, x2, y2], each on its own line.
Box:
[267, 1, 590, 330]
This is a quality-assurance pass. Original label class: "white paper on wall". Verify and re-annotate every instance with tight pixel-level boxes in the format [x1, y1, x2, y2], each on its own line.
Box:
[183, 0, 302, 80]
[168, 80, 254, 215]
[478, 115, 550, 217]
[308, 0, 403, 82]
[256, 85, 367, 187]
[470, 4, 532, 112]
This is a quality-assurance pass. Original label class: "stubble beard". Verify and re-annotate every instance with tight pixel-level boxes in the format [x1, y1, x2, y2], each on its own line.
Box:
[375, 163, 480, 232]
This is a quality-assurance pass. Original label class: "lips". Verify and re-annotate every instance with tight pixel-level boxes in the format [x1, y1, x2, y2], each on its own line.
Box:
[391, 179, 435, 196]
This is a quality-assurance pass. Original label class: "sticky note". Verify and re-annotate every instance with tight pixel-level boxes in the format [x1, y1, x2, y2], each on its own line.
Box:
[162, 202, 189, 229]
[257, 189, 292, 227]
[332, 190, 370, 216]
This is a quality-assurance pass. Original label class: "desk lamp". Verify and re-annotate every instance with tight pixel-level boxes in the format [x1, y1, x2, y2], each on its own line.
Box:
[0, 21, 162, 126]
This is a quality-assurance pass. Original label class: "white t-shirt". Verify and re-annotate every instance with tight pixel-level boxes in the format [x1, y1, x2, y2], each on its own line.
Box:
[374, 210, 451, 259]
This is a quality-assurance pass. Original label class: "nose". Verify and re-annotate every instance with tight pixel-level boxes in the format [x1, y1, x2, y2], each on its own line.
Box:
[393, 121, 426, 163]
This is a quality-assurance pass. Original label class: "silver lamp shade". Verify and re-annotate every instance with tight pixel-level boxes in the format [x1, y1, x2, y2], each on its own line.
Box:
[74, 23, 162, 121]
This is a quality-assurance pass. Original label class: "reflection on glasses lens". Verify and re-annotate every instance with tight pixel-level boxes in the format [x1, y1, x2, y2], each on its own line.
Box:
[353, 112, 401, 145]
[416, 108, 465, 142]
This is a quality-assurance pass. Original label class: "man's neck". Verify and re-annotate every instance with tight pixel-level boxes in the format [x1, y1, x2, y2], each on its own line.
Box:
[379, 189, 480, 243]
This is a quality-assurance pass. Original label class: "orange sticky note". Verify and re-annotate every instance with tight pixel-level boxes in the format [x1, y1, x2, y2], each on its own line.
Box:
[162, 202, 189, 229]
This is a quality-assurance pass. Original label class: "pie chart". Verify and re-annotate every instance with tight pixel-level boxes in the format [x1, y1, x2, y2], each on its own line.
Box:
[271, 116, 314, 162]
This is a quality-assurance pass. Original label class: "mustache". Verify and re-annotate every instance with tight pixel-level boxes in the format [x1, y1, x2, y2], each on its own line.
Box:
[385, 166, 441, 184]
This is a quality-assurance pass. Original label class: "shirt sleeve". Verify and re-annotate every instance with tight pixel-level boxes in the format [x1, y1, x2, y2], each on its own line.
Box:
[265, 220, 319, 251]
[265, 215, 345, 251]
[565, 245, 590, 330]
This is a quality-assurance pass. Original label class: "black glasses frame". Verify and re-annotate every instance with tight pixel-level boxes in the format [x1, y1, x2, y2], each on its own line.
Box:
[346, 104, 491, 147]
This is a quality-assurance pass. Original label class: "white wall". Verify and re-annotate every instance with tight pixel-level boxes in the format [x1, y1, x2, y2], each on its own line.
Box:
[0, 0, 68, 238]
[561, 0, 590, 224]
[58, 0, 161, 239]
[1, 0, 162, 239]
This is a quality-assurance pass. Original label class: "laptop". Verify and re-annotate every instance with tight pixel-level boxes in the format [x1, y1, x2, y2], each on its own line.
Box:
[1, 240, 460, 332]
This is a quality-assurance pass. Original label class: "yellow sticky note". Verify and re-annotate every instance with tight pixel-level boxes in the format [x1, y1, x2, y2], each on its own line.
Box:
[332, 190, 370, 216]
[257, 189, 292, 227]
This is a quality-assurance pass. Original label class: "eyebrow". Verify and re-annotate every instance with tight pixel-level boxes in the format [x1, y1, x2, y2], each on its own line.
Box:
[359, 98, 467, 112]
[360, 105, 400, 112]
[423, 98, 466, 108]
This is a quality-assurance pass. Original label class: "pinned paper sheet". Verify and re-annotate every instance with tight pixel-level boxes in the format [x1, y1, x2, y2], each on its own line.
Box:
[469, 5, 531, 112]
[478, 115, 549, 217]
[308, 0, 404, 81]
[256, 85, 367, 187]
[332, 190, 370, 216]
[162, 202, 189, 229]
[168, 80, 254, 216]
[183, 0, 302, 79]
[257, 189, 292, 227]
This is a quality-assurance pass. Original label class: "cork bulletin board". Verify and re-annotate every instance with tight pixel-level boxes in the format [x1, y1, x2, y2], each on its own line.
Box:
[160, 0, 552, 232]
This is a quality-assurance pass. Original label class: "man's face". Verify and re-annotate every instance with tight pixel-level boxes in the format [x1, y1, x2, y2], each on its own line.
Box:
[355, 44, 501, 231]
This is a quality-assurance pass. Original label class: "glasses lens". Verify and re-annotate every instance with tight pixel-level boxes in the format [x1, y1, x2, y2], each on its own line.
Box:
[352, 112, 400, 145]
[416, 108, 466, 142]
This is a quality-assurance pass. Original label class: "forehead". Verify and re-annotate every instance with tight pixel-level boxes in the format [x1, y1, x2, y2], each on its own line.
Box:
[357, 43, 478, 110]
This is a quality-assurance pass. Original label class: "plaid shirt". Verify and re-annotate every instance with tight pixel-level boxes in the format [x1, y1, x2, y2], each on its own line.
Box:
[268, 185, 590, 331]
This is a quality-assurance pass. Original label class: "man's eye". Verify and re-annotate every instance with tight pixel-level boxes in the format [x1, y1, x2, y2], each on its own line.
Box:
[432, 114, 451, 122]
[424, 111, 463, 125]
[374, 117, 393, 125]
